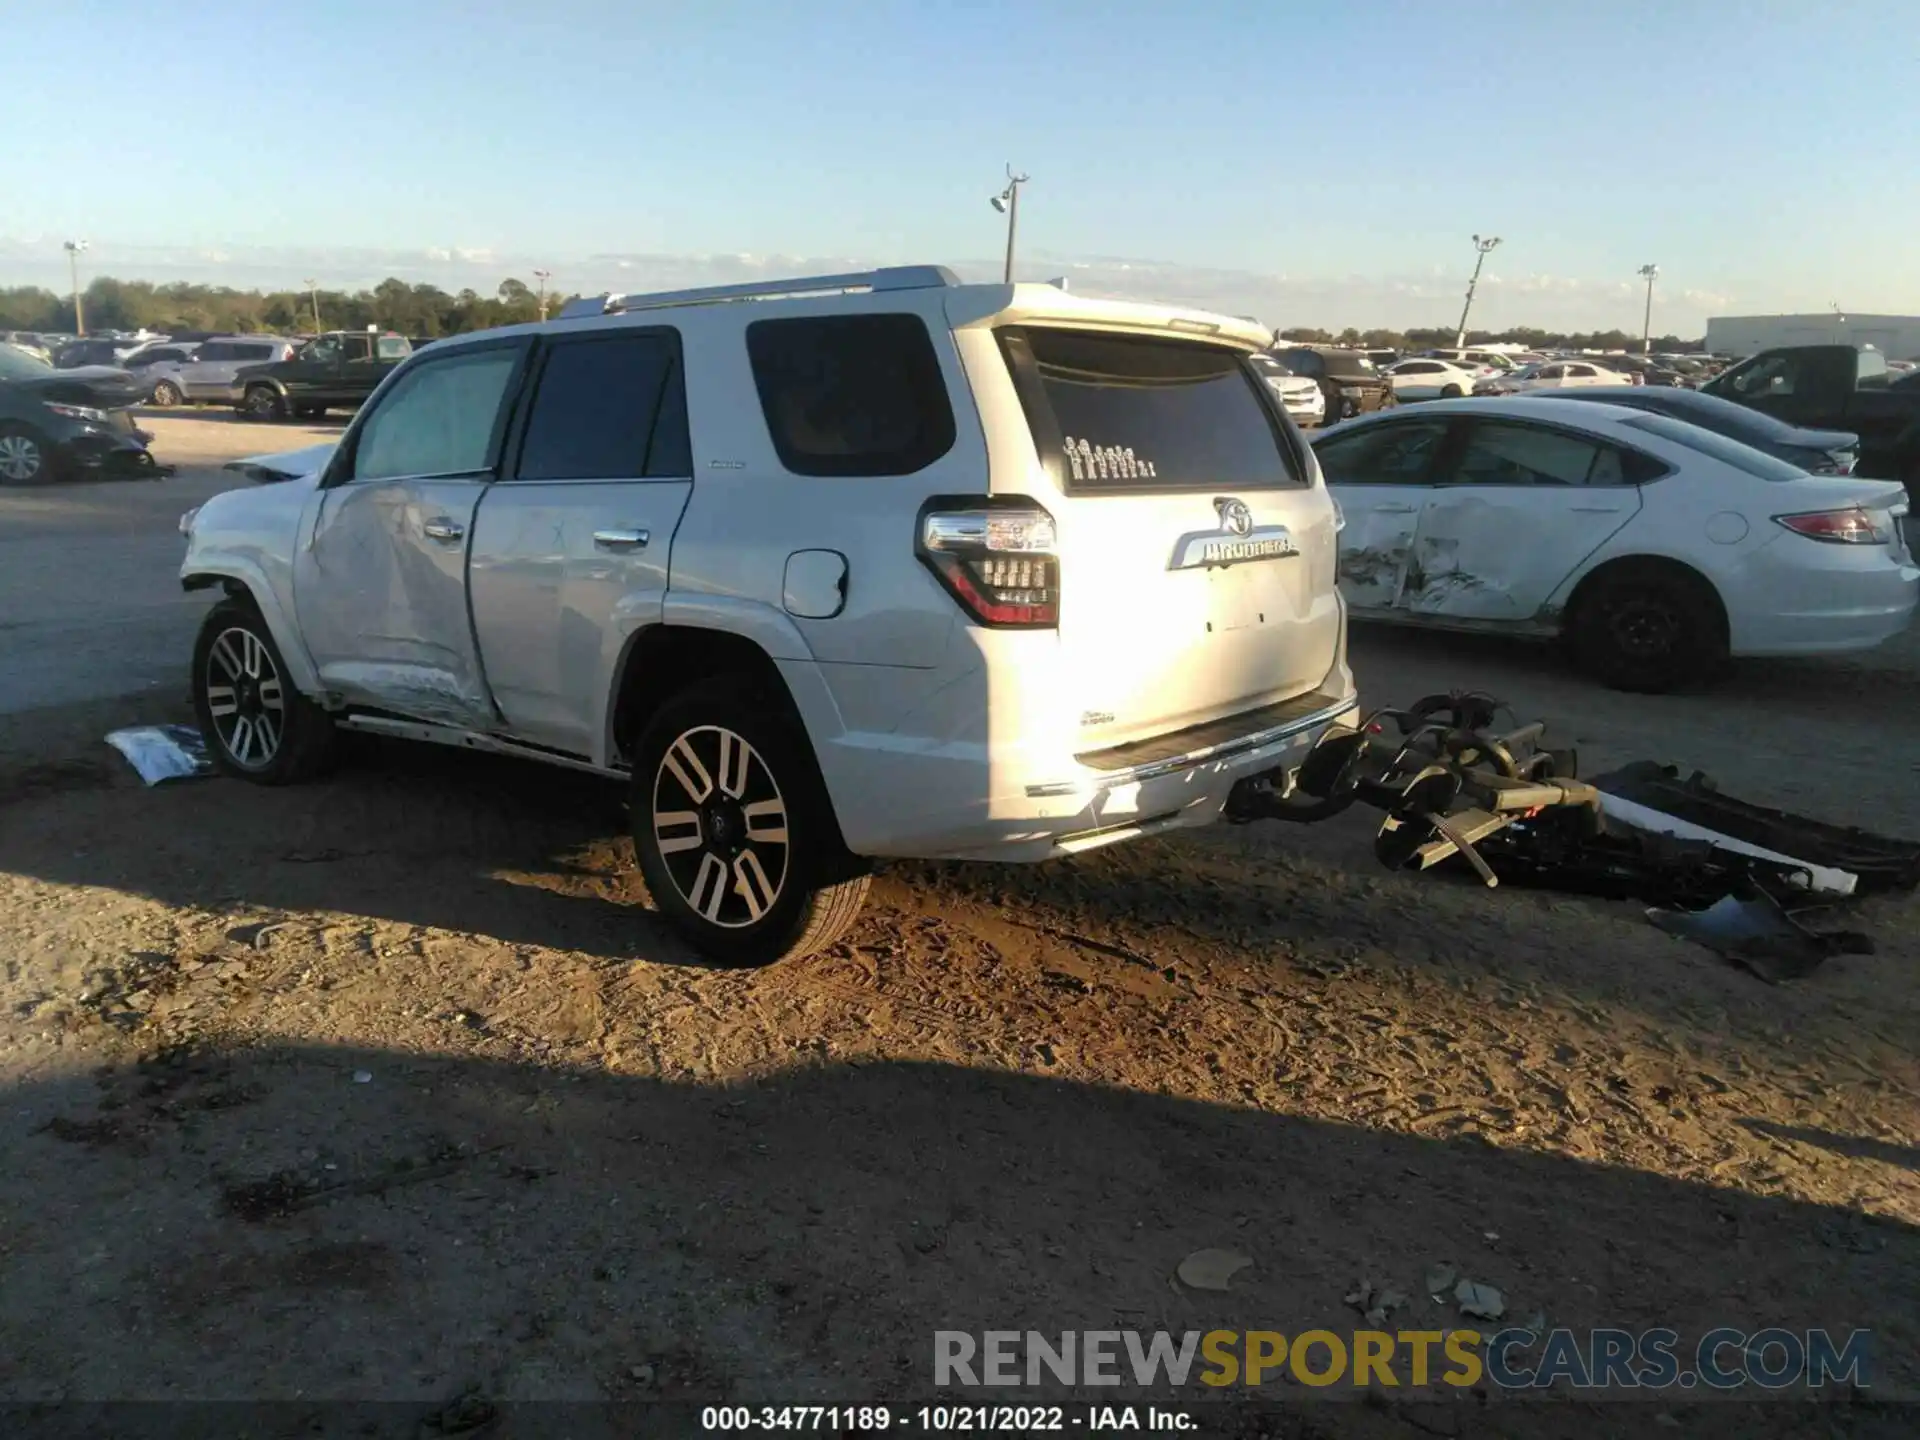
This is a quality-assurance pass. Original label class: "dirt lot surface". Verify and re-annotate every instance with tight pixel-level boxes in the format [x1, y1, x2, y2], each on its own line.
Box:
[1, 414, 1917, 1434]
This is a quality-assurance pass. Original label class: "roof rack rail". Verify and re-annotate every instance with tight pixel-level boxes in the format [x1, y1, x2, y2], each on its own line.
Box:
[557, 264, 963, 320]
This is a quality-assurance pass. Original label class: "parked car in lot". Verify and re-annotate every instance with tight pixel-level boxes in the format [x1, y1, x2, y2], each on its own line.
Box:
[1517, 385, 1862, 474]
[154, 335, 299, 407]
[122, 342, 200, 399]
[1270, 347, 1394, 423]
[1474, 359, 1631, 395]
[234, 330, 413, 419]
[1700, 344, 1920, 492]
[1383, 358, 1482, 401]
[178, 266, 1358, 963]
[1, 331, 55, 363]
[1315, 398, 1915, 691]
[1424, 347, 1519, 373]
[1248, 353, 1328, 427]
[54, 336, 147, 369]
[0, 343, 159, 483]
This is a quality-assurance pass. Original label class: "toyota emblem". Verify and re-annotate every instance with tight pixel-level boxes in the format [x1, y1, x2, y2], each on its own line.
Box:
[1215, 497, 1254, 537]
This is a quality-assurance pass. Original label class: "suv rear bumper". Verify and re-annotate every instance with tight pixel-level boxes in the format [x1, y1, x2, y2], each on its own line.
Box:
[810, 671, 1360, 862]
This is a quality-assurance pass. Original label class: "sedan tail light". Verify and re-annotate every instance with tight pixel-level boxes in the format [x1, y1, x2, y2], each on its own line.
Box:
[1774, 508, 1893, 545]
[918, 500, 1059, 628]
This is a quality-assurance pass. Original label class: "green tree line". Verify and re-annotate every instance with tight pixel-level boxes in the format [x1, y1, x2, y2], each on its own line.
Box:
[1275, 325, 1702, 352]
[0, 276, 581, 338]
[0, 276, 1703, 351]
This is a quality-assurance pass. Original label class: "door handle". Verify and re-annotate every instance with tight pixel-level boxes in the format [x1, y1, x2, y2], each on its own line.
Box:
[423, 517, 465, 542]
[1570, 506, 1623, 514]
[1375, 504, 1419, 514]
[593, 528, 651, 551]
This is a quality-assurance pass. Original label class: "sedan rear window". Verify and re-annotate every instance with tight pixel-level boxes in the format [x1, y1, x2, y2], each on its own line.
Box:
[1000, 327, 1303, 491]
[1620, 413, 1808, 481]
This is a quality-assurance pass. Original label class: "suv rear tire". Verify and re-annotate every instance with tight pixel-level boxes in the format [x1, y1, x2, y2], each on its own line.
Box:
[630, 678, 869, 966]
[192, 598, 337, 783]
[242, 385, 288, 422]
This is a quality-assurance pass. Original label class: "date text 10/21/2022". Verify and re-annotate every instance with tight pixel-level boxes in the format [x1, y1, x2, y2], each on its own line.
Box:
[699, 1406, 1195, 1431]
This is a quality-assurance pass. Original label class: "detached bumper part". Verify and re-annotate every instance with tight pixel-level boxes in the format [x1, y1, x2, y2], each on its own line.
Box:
[1225, 690, 1914, 978]
[1647, 888, 1872, 983]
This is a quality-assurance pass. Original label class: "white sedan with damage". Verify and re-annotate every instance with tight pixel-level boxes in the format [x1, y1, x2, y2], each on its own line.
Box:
[1315, 397, 1916, 691]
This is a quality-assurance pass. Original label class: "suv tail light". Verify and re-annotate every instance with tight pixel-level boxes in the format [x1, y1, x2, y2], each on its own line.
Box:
[1774, 507, 1893, 544]
[917, 500, 1059, 628]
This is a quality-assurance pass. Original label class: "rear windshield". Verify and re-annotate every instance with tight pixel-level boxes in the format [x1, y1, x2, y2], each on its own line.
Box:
[1649, 391, 1806, 446]
[1619, 413, 1808, 481]
[999, 327, 1304, 491]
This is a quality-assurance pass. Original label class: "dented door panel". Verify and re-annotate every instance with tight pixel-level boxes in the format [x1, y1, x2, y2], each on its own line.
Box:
[1335, 494, 1424, 610]
[1400, 487, 1639, 621]
[293, 477, 495, 727]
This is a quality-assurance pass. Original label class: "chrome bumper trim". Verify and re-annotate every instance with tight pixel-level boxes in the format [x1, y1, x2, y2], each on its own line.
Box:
[1025, 695, 1358, 798]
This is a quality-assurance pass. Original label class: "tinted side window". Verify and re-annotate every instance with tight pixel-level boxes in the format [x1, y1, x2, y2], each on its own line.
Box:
[195, 342, 234, 362]
[237, 343, 278, 361]
[1730, 354, 1801, 396]
[747, 314, 954, 477]
[378, 336, 411, 360]
[1280, 350, 1324, 376]
[1314, 419, 1446, 485]
[1448, 421, 1602, 486]
[516, 332, 686, 481]
[352, 345, 522, 481]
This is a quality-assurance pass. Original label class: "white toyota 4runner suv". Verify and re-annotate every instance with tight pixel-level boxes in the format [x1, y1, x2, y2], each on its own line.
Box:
[179, 266, 1358, 963]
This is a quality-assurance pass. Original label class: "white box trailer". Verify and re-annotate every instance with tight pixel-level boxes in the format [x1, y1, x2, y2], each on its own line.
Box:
[1705, 313, 1920, 361]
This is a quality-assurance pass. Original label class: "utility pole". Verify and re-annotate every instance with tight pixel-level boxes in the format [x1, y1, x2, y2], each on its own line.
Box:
[304, 278, 322, 332]
[63, 240, 89, 336]
[991, 166, 1030, 284]
[1454, 235, 1501, 348]
[533, 269, 552, 321]
[1637, 264, 1659, 355]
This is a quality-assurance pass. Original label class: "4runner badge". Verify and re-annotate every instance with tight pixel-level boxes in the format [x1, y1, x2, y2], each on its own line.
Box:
[1166, 499, 1300, 571]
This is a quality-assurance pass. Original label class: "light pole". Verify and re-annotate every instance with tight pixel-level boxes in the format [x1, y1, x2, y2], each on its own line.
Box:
[63, 240, 89, 336]
[1454, 234, 1501, 348]
[533, 269, 552, 321]
[990, 165, 1030, 284]
[304, 278, 322, 332]
[1637, 264, 1659, 355]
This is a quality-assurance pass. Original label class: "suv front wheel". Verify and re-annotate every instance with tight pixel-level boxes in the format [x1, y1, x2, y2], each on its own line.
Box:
[192, 598, 337, 783]
[631, 679, 869, 965]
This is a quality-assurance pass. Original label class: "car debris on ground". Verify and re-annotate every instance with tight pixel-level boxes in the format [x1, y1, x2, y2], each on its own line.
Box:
[102, 724, 213, 785]
[1228, 690, 1920, 979]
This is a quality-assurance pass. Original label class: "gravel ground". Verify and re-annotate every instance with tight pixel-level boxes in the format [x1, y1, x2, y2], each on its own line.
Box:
[0, 415, 1915, 1434]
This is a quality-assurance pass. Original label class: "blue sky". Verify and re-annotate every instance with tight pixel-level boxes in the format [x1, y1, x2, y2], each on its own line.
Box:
[3, 0, 1913, 332]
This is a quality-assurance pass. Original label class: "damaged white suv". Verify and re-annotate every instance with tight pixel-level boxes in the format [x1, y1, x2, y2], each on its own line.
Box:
[179, 266, 1358, 962]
